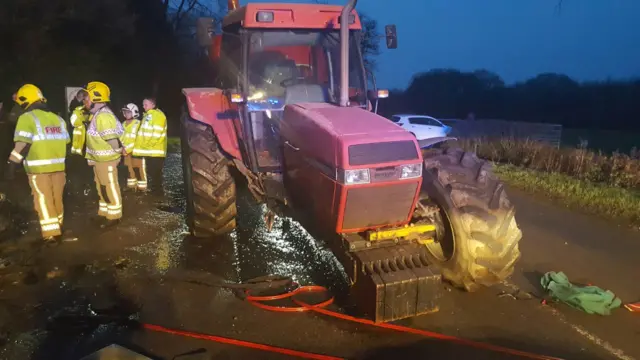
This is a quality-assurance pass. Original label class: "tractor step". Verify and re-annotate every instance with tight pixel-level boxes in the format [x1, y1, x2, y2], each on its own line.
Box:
[336, 241, 443, 323]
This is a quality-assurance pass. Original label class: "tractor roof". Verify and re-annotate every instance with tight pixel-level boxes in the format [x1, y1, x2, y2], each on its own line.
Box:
[222, 3, 362, 30]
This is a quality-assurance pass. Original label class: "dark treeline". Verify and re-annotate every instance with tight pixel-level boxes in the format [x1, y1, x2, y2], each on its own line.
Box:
[0, 0, 221, 128]
[378, 69, 640, 133]
[0, 0, 381, 133]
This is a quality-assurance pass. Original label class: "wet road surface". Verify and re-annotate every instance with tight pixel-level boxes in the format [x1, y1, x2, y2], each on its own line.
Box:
[0, 149, 638, 360]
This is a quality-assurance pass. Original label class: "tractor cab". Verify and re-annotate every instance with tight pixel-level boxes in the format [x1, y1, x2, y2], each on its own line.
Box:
[244, 28, 369, 170]
[198, 3, 390, 172]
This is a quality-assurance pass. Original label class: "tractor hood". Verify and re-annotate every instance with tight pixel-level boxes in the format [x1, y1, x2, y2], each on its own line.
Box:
[288, 102, 411, 142]
[282, 103, 421, 170]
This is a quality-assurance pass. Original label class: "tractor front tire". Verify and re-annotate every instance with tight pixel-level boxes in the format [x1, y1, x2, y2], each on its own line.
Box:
[419, 147, 522, 291]
[180, 113, 237, 237]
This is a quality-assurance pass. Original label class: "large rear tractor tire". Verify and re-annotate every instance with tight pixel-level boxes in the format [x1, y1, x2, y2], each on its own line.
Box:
[418, 147, 522, 291]
[180, 113, 237, 237]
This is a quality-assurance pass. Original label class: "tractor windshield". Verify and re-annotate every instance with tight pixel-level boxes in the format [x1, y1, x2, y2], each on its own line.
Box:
[246, 29, 366, 111]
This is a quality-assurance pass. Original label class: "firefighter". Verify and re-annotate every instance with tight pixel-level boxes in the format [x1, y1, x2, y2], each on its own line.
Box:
[83, 81, 124, 228]
[132, 97, 167, 193]
[69, 89, 90, 156]
[120, 103, 144, 191]
[4, 84, 70, 244]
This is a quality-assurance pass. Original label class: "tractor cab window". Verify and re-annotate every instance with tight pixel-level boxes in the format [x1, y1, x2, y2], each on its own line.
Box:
[245, 29, 367, 169]
[246, 29, 366, 110]
[215, 27, 243, 89]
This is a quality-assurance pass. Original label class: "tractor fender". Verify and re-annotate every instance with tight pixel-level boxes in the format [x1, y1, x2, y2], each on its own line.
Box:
[182, 88, 242, 160]
[417, 136, 457, 149]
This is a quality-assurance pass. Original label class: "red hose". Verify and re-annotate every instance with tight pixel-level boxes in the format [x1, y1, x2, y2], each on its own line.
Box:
[245, 284, 564, 360]
[142, 323, 343, 360]
[144, 283, 564, 360]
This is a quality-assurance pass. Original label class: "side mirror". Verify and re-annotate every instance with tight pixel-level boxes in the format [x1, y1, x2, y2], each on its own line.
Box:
[196, 17, 215, 48]
[384, 25, 397, 49]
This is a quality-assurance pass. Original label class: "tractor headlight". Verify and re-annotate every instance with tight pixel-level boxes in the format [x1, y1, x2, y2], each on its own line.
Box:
[342, 169, 370, 185]
[399, 163, 422, 179]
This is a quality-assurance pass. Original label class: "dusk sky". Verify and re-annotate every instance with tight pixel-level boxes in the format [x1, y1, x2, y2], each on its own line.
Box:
[246, 0, 640, 89]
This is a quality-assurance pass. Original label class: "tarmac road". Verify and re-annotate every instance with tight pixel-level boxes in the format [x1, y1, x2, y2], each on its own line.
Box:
[0, 150, 638, 360]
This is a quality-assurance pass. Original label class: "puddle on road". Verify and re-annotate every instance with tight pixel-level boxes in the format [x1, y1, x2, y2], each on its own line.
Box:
[127, 153, 188, 273]
[127, 151, 348, 292]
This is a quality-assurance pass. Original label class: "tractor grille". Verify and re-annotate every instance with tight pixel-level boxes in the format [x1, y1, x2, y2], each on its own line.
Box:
[342, 182, 418, 230]
[348, 141, 419, 166]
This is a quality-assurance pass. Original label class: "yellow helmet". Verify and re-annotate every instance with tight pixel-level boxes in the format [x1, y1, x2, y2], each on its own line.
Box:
[85, 81, 111, 103]
[15, 84, 46, 109]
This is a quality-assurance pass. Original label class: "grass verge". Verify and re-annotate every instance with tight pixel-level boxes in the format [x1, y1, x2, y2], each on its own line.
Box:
[167, 136, 181, 152]
[494, 164, 640, 227]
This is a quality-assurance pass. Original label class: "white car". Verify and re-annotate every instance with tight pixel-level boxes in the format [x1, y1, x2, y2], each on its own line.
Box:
[390, 114, 452, 140]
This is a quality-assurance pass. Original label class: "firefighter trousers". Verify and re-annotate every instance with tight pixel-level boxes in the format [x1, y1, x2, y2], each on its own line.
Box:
[123, 155, 145, 190]
[147, 157, 165, 192]
[28, 172, 66, 238]
[93, 160, 122, 220]
[134, 156, 164, 192]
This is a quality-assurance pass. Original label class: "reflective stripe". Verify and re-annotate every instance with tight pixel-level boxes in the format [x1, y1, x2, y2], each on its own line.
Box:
[42, 223, 61, 232]
[98, 128, 121, 137]
[107, 166, 121, 207]
[86, 148, 118, 156]
[139, 123, 165, 130]
[138, 132, 164, 138]
[11, 150, 24, 161]
[99, 202, 108, 210]
[31, 175, 50, 220]
[25, 158, 66, 167]
[33, 134, 69, 141]
[133, 149, 165, 155]
[141, 158, 147, 180]
[15, 130, 33, 139]
[40, 218, 59, 225]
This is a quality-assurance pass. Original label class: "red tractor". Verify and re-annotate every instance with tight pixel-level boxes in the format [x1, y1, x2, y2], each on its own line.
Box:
[180, 0, 522, 322]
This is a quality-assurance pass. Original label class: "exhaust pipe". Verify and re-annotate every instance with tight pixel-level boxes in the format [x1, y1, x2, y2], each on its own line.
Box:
[339, 0, 357, 107]
[228, 0, 239, 12]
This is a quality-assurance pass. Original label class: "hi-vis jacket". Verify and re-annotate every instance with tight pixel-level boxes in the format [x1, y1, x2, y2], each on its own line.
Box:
[70, 106, 89, 155]
[85, 107, 124, 163]
[13, 109, 70, 174]
[121, 119, 141, 155]
[133, 109, 167, 158]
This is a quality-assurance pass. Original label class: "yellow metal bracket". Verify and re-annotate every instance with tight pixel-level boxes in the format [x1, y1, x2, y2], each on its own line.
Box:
[367, 224, 436, 242]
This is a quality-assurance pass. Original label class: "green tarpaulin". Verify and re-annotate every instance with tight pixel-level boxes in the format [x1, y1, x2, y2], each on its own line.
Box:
[541, 271, 622, 315]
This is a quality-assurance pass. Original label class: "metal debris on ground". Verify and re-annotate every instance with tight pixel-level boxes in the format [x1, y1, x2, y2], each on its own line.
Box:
[161, 269, 293, 299]
[497, 289, 533, 300]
